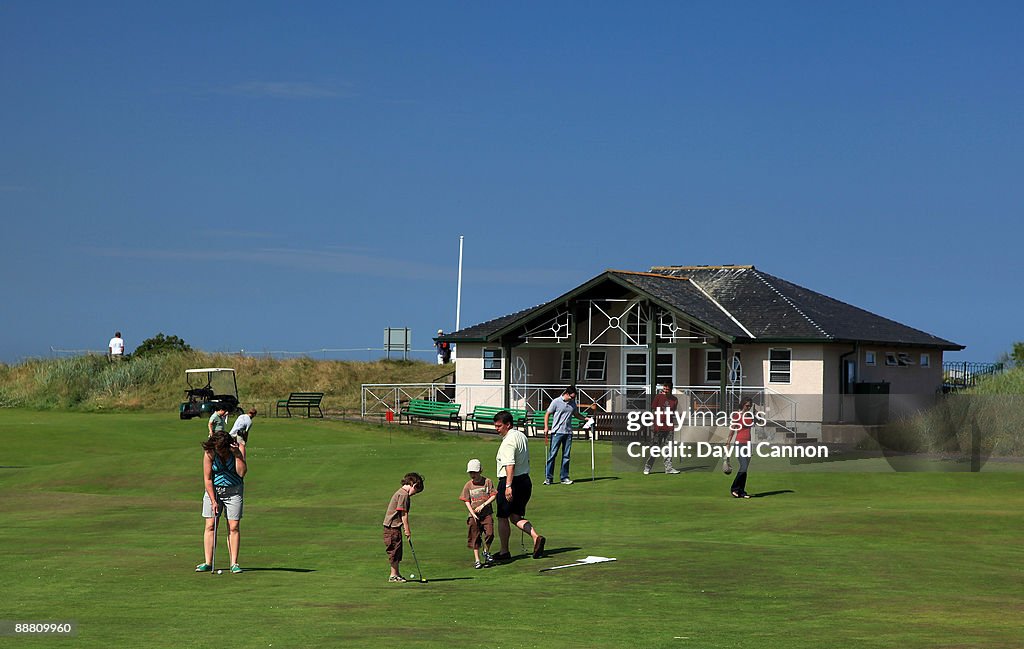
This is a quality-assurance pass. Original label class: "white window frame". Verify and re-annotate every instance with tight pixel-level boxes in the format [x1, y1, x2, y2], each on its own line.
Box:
[769, 348, 792, 384]
[583, 350, 607, 382]
[920, 353, 930, 368]
[483, 348, 503, 381]
[885, 352, 899, 367]
[621, 349, 675, 387]
[865, 351, 876, 366]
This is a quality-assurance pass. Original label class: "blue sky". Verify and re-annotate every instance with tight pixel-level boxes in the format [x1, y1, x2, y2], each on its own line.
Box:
[2, 2, 1020, 364]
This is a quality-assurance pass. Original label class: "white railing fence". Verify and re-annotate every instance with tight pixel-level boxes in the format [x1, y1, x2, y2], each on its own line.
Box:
[362, 382, 798, 432]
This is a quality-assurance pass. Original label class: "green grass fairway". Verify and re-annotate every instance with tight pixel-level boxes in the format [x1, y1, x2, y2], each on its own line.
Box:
[1, 411, 1022, 648]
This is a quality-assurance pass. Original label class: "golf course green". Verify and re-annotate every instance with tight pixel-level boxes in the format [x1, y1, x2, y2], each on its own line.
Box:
[1, 410, 1021, 648]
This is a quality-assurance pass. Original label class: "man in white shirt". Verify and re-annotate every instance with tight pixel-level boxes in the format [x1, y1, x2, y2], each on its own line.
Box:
[228, 408, 257, 457]
[108, 332, 125, 360]
[493, 410, 546, 561]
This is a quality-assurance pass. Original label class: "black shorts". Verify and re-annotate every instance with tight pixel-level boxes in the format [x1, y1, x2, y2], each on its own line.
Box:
[496, 475, 532, 519]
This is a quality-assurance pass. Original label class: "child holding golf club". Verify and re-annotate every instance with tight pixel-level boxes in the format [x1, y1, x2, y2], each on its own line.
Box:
[197, 431, 247, 574]
[459, 459, 496, 569]
[382, 472, 425, 583]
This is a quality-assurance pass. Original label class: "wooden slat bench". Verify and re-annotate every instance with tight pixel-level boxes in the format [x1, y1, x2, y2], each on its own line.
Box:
[466, 405, 527, 432]
[400, 399, 463, 430]
[276, 392, 325, 418]
[591, 412, 639, 441]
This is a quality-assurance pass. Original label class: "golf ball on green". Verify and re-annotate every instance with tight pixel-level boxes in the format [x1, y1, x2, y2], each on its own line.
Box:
[217, 570, 223, 574]
[409, 574, 414, 578]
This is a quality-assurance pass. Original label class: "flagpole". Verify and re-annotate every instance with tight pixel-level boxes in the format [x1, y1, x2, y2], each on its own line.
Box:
[455, 235, 464, 360]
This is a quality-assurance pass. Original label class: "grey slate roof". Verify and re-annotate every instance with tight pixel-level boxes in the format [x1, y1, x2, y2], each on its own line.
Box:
[608, 271, 749, 338]
[444, 265, 963, 350]
[652, 266, 961, 348]
[443, 306, 539, 342]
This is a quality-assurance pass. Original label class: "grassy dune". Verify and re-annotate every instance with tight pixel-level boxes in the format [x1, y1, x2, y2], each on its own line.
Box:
[0, 353, 447, 413]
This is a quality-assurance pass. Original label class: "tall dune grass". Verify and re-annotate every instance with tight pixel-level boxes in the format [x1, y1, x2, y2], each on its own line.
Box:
[0, 353, 448, 413]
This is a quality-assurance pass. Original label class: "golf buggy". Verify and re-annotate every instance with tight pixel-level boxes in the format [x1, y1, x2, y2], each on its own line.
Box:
[179, 368, 241, 420]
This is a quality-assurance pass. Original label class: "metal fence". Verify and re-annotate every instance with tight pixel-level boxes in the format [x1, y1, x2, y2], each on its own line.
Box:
[361, 382, 798, 435]
[942, 361, 1005, 390]
[49, 346, 439, 362]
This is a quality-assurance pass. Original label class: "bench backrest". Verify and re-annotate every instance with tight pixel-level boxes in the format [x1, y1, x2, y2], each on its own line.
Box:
[470, 405, 526, 419]
[592, 412, 631, 434]
[406, 399, 461, 415]
[528, 410, 588, 429]
[287, 392, 324, 404]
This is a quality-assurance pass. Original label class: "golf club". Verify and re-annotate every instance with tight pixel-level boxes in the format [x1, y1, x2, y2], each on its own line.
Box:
[211, 506, 219, 576]
[406, 536, 427, 583]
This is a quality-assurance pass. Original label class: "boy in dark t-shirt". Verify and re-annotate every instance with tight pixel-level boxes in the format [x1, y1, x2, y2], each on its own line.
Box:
[459, 459, 497, 569]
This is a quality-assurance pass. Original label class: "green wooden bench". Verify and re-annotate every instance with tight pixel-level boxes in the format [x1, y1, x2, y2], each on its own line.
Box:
[466, 405, 528, 432]
[400, 399, 463, 430]
[527, 409, 591, 438]
[276, 392, 325, 418]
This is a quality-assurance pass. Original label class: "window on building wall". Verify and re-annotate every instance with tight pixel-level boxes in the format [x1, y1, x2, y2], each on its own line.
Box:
[769, 348, 791, 384]
[584, 350, 607, 381]
[885, 352, 914, 367]
[865, 351, 876, 366]
[560, 350, 572, 381]
[920, 353, 930, 368]
[483, 348, 502, 381]
[705, 350, 722, 383]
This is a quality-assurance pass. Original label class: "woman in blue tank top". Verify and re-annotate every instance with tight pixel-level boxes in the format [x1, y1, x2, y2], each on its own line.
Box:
[196, 431, 247, 573]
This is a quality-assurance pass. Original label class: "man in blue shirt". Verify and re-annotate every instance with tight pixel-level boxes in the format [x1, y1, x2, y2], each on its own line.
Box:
[543, 386, 588, 485]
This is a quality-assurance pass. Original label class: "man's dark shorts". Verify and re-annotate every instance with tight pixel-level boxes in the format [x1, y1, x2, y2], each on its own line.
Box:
[496, 475, 532, 519]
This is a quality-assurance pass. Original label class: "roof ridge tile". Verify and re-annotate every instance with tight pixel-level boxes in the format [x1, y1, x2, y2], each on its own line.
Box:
[752, 270, 833, 339]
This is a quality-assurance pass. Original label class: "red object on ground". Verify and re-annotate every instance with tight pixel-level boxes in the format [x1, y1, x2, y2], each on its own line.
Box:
[386, 409, 394, 423]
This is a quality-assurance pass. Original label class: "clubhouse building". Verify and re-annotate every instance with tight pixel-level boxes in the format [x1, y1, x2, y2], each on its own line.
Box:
[369, 265, 963, 444]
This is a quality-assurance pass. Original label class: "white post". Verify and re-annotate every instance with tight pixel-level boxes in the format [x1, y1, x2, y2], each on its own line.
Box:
[454, 235, 464, 361]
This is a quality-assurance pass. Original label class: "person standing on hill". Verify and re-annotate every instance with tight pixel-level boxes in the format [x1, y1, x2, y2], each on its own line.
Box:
[435, 329, 452, 364]
[108, 331, 125, 361]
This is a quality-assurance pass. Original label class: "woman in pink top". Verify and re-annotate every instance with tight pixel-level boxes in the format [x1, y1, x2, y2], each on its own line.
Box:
[726, 398, 754, 498]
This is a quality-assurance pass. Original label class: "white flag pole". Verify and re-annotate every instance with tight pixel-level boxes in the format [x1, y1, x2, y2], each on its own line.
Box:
[454, 235, 464, 361]
[456, 235, 464, 332]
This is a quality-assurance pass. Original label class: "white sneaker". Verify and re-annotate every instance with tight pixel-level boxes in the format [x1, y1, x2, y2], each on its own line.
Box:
[560, 479, 573, 485]
[665, 468, 681, 474]
[642, 466, 652, 475]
